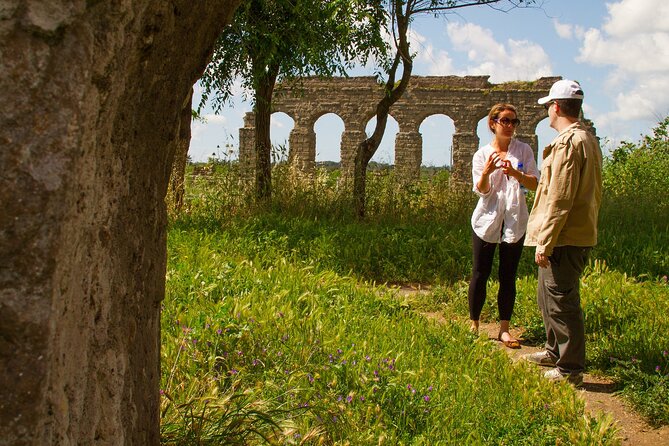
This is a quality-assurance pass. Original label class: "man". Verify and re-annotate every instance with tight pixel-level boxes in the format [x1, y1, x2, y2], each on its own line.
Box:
[522, 79, 603, 387]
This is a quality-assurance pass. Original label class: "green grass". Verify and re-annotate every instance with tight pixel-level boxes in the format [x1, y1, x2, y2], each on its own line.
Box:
[162, 120, 669, 442]
[162, 228, 620, 444]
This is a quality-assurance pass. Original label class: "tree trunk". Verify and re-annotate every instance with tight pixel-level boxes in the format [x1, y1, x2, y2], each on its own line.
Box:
[353, 1, 413, 218]
[170, 88, 194, 213]
[253, 67, 278, 202]
[0, 1, 241, 444]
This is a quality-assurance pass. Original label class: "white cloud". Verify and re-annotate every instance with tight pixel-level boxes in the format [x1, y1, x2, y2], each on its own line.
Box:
[445, 23, 552, 82]
[575, 0, 669, 125]
[271, 114, 285, 129]
[579, 28, 669, 73]
[202, 114, 227, 124]
[603, 0, 669, 37]
[553, 19, 585, 40]
[410, 28, 455, 74]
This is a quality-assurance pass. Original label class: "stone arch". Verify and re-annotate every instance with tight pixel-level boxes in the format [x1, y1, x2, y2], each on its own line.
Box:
[314, 113, 346, 162]
[419, 114, 456, 167]
[1, 1, 242, 444]
[240, 75, 561, 180]
[366, 114, 400, 166]
[271, 111, 295, 163]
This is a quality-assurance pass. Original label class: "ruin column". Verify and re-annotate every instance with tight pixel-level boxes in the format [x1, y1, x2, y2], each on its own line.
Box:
[452, 132, 480, 180]
[288, 123, 316, 174]
[238, 112, 256, 180]
[340, 126, 366, 177]
[394, 131, 423, 181]
[515, 132, 539, 158]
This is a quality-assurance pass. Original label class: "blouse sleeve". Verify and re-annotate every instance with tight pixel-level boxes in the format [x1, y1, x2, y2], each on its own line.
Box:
[472, 147, 491, 197]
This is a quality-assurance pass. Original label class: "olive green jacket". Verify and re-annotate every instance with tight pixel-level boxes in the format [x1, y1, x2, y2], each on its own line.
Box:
[525, 121, 602, 256]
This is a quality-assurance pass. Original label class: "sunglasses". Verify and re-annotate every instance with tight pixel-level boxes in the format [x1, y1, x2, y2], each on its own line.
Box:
[494, 117, 521, 127]
[543, 101, 556, 110]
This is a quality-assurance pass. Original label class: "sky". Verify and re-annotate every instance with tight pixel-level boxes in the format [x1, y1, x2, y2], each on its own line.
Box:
[189, 0, 669, 166]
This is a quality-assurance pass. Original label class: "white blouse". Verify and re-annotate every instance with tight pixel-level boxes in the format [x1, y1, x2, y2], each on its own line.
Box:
[471, 139, 540, 244]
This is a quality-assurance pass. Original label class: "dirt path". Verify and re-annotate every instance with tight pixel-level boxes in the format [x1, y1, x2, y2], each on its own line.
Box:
[395, 286, 669, 445]
[420, 312, 669, 445]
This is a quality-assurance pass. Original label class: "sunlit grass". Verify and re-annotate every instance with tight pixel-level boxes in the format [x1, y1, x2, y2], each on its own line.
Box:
[162, 123, 669, 441]
[162, 228, 621, 444]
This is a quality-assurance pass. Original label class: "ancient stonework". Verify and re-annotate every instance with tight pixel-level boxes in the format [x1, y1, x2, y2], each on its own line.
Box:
[0, 1, 241, 444]
[239, 75, 562, 179]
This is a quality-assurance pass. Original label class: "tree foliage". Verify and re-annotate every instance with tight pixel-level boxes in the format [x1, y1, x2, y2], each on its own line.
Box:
[199, 0, 388, 201]
[604, 116, 669, 207]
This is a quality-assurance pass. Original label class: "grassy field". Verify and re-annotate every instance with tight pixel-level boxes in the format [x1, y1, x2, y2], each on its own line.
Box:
[161, 120, 669, 444]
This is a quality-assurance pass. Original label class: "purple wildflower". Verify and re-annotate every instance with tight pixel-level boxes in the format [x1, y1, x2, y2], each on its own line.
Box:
[423, 395, 430, 402]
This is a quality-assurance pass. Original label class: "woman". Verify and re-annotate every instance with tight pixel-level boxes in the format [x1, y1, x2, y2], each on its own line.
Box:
[468, 103, 539, 348]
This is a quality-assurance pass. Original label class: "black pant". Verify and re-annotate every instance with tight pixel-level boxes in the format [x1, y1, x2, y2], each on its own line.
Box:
[468, 231, 525, 321]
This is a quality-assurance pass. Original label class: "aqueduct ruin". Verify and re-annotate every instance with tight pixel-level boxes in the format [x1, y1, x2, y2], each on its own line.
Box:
[239, 75, 561, 178]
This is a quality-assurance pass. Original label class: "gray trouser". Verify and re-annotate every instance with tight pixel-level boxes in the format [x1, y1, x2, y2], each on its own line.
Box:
[537, 246, 591, 374]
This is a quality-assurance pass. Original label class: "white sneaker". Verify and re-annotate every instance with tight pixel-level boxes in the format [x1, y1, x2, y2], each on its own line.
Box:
[544, 368, 583, 387]
[521, 350, 556, 367]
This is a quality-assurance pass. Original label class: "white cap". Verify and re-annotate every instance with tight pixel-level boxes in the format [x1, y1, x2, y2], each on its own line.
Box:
[538, 79, 584, 104]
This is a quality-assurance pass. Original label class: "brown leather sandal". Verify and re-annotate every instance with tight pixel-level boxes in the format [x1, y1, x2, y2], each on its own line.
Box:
[498, 333, 521, 349]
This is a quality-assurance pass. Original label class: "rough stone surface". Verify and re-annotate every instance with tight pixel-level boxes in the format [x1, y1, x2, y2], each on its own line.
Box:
[0, 1, 240, 444]
[240, 75, 562, 179]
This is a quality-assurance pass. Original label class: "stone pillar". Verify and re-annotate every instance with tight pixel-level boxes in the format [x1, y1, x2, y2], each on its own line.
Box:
[394, 131, 422, 180]
[340, 129, 366, 177]
[452, 132, 480, 180]
[238, 112, 256, 180]
[515, 132, 539, 159]
[288, 125, 316, 174]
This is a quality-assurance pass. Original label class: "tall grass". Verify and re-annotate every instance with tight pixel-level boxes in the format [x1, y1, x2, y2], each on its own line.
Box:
[162, 229, 619, 444]
[162, 118, 669, 442]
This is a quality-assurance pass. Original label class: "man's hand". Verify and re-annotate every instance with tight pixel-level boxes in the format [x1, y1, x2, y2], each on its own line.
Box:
[535, 250, 550, 268]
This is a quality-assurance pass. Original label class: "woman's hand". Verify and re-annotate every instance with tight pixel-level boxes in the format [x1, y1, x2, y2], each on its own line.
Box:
[477, 152, 509, 194]
[503, 163, 538, 190]
[482, 152, 507, 176]
[502, 162, 519, 179]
